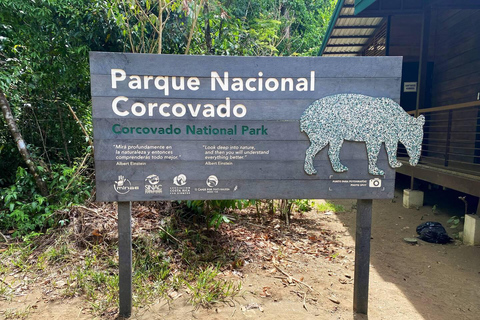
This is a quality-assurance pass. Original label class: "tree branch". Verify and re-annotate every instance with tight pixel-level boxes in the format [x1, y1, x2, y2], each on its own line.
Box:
[0, 91, 48, 196]
[185, 0, 205, 55]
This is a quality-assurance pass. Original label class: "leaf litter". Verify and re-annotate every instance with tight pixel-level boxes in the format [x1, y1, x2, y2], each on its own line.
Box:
[1, 200, 356, 318]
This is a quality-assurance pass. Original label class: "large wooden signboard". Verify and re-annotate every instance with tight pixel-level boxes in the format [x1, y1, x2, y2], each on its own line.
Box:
[90, 53, 403, 201]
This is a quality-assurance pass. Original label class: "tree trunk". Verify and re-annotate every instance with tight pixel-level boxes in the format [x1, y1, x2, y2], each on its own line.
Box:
[0, 91, 49, 196]
[204, 1, 212, 54]
[185, 0, 204, 55]
[158, 0, 164, 54]
[56, 100, 72, 166]
[281, 5, 291, 54]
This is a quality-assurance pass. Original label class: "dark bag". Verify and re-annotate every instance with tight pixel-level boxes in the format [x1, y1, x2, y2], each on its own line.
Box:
[416, 221, 452, 244]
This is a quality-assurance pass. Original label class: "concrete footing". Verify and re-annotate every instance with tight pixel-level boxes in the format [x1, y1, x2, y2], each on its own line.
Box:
[463, 214, 480, 246]
[403, 189, 424, 209]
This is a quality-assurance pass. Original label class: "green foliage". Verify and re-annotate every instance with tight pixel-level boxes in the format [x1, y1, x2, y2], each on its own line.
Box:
[316, 201, 345, 213]
[132, 236, 171, 281]
[159, 224, 177, 243]
[44, 244, 71, 264]
[186, 265, 241, 306]
[248, 16, 282, 55]
[67, 266, 119, 313]
[293, 199, 314, 212]
[447, 216, 463, 229]
[110, 0, 336, 56]
[184, 199, 250, 229]
[0, 164, 92, 236]
[2, 305, 33, 319]
[208, 212, 234, 229]
[0, 0, 338, 234]
[0, 0, 122, 184]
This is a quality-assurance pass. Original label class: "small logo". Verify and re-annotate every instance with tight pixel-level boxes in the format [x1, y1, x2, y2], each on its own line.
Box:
[145, 174, 160, 185]
[114, 175, 132, 194]
[369, 178, 381, 188]
[173, 174, 187, 186]
[145, 174, 162, 194]
[206, 175, 218, 187]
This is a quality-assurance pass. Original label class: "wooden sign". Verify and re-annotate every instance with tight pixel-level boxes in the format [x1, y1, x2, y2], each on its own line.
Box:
[90, 53, 404, 201]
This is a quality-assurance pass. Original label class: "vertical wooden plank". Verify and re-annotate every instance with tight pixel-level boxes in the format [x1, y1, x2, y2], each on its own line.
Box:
[411, 8, 431, 189]
[444, 110, 453, 167]
[118, 202, 132, 318]
[415, 8, 432, 115]
[353, 199, 373, 315]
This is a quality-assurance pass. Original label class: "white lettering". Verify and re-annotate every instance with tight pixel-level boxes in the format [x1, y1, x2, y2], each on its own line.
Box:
[144, 76, 153, 89]
[131, 102, 146, 116]
[172, 103, 186, 117]
[258, 72, 263, 91]
[246, 78, 257, 91]
[148, 103, 158, 116]
[203, 104, 215, 117]
[233, 104, 247, 118]
[187, 77, 200, 91]
[187, 104, 201, 117]
[296, 78, 308, 91]
[111, 69, 126, 89]
[211, 71, 229, 91]
[128, 75, 142, 89]
[111, 98, 247, 118]
[154, 76, 170, 96]
[232, 78, 243, 91]
[310, 71, 315, 91]
[217, 97, 231, 118]
[172, 76, 185, 90]
[159, 103, 170, 116]
[112, 96, 129, 116]
[281, 78, 293, 91]
[265, 78, 279, 91]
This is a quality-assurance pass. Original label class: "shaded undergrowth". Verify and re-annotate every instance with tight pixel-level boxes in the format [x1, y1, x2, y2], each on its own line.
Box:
[0, 200, 343, 318]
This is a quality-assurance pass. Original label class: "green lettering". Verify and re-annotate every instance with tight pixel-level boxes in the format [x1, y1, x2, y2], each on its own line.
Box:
[261, 125, 268, 135]
[112, 124, 121, 134]
[186, 125, 195, 134]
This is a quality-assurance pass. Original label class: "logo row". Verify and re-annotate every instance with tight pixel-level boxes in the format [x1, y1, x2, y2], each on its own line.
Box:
[114, 174, 219, 194]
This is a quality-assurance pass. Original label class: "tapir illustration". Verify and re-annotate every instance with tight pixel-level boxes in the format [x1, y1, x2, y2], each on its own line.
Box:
[300, 94, 425, 176]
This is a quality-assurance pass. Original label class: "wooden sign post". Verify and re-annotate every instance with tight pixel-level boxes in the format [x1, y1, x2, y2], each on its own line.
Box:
[354, 199, 373, 314]
[90, 53, 411, 317]
[117, 202, 132, 318]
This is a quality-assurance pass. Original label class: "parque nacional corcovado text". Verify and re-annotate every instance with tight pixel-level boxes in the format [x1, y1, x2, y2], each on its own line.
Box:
[110, 69, 316, 136]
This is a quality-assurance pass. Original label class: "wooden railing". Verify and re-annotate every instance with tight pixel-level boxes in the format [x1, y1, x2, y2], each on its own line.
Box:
[401, 101, 480, 176]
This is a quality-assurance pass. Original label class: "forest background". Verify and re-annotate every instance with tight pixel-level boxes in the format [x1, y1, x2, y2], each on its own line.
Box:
[0, 0, 336, 236]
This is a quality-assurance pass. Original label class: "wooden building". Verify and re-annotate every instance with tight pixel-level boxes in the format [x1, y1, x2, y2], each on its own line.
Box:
[320, 0, 480, 212]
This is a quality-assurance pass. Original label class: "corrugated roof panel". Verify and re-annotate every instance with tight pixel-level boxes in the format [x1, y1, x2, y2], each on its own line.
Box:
[319, 0, 384, 56]
[335, 18, 359, 27]
[323, 53, 359, 57]
[340, 7, 355, 15]
[331, 28, 376, 37]
[371, 17, 383, 24]
[330, 38, 368, 45]
[324, 46, 364, 53]
[335, 17, 382, 27]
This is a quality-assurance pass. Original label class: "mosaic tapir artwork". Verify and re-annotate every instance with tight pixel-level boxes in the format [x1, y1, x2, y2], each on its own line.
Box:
[300, 94, 425, 176]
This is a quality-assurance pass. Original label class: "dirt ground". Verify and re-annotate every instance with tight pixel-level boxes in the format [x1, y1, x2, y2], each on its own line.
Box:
[2, 184, 480, 320]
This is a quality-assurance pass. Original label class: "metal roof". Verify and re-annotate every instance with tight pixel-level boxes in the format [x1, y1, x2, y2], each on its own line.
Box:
[319, 0, 384, 57]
